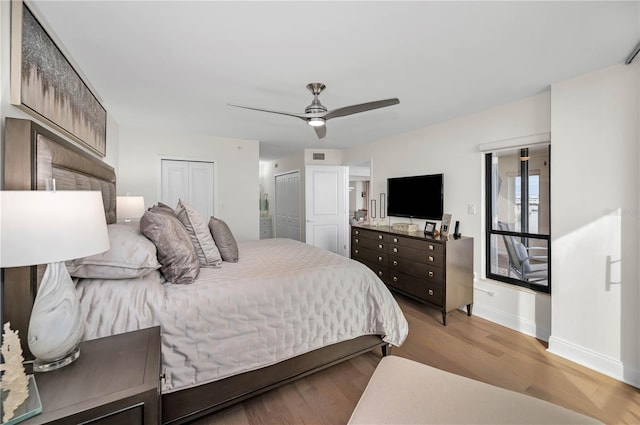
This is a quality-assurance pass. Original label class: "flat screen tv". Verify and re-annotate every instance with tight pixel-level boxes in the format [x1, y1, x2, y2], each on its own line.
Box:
[387, 174, 443, 220]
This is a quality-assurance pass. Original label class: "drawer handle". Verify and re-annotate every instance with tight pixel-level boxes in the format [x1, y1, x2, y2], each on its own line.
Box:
[355, 249, 359, 254]
[392, 260, 398, 266]
[428, 271, 434, 278]
[428, 289, 434, 296]
[378, 244, 383, 249]
[378, 271, 383, 276]
[428, 244, 434, 251]
[378, 234, 383, 240]
[393, 247, 398, 253]
[355, 230, 360, 235]
[393, 237, 398, 243]
[393, 276, 398, 282]
[355, 238, 359, 243]
[378, 256, 383, 262]
[428, 255, 434, 262]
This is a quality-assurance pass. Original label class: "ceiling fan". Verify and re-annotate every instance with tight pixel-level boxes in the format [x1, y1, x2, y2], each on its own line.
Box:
[228, 83, 399, 139]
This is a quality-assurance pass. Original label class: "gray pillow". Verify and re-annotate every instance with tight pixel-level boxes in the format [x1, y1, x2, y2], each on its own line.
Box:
[67, 222, 160, 279]
[140, 209, 200, 284]
[208, 217, 239, 262]
[175, 200, 222, 267]
[149, 202, 176, 216]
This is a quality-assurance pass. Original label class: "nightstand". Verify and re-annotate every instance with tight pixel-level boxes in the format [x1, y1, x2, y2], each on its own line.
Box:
[21, 327, 161, 425]
[260, 217, 272, 239]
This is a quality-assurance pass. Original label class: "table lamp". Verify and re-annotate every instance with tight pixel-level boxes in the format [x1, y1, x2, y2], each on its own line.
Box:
[0, 190, 110, 372]
[116, 196, 145, 222]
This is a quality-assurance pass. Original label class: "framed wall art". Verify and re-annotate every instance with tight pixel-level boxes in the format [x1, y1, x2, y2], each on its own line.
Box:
[11, 0, 107, 157]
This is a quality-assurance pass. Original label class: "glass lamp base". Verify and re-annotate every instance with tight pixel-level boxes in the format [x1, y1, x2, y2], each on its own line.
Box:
[33, 346, 80, 373]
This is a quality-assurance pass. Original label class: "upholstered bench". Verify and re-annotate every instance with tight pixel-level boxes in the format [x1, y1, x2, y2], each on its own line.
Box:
[348, 356, 601, 424]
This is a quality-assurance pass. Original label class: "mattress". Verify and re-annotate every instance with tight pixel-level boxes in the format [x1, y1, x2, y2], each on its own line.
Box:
[76, 238, 408, 393]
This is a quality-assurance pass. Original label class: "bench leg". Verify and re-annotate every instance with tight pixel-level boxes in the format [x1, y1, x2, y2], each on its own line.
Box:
[381, 343, 392, 357]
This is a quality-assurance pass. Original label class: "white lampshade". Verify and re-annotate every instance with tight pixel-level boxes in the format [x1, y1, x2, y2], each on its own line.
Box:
[0, 191, 110, 267]
[1, 190, 110, 372]
[116, 196, 145, 221]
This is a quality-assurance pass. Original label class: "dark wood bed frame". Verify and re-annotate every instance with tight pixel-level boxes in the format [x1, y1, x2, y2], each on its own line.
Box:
[2, 117, 389, 424]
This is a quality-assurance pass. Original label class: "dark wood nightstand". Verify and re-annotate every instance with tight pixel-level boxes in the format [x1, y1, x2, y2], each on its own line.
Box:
[21, 326, 161, 425]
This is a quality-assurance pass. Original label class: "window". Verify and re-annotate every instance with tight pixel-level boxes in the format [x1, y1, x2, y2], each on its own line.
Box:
[485, 145, 550, 292]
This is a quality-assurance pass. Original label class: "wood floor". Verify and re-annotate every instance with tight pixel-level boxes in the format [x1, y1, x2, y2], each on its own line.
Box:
[192, 293, 640, 424]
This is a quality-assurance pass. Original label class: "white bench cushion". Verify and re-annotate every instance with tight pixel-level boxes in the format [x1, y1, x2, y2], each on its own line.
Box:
[349, 356, 601, 424]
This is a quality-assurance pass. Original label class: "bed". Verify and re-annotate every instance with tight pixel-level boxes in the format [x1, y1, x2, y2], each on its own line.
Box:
[2, 117, 408, 424]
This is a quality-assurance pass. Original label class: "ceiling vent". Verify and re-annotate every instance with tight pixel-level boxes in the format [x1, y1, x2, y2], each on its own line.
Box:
[313, 153, 325, 160]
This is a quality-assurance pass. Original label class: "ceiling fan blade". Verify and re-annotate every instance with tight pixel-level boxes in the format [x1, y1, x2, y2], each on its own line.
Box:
[228, 103, 310, 121]
[323, 98, 400, 121]
[313, 125, 327, 139]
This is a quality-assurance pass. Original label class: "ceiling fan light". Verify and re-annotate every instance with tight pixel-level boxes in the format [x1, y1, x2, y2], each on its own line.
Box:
[308, 117, 325, 127]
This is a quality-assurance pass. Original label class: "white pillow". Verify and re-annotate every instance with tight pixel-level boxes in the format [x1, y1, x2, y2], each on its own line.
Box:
[175, 200, 222, 267]
[67, 222, 161, 279]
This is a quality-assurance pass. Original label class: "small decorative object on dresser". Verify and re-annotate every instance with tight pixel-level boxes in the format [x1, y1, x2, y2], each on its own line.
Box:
[424, 221, 436, 236]
[440, 213, 452, 238]
[453, 220, 461, 239]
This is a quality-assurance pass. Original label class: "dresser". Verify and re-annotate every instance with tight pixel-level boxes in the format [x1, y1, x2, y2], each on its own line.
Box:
[351, 225, 473, 325]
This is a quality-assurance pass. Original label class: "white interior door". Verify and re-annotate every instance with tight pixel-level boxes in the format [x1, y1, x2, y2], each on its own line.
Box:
[305, 165, 348, 255]
[161, 159, 214, 219]
[275, 171, 301, 241]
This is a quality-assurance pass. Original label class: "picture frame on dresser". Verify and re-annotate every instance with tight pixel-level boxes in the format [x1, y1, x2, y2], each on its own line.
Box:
[424, 221, 436, 236]
[10, 0, 107, 157]
[440, 213, 452, 238]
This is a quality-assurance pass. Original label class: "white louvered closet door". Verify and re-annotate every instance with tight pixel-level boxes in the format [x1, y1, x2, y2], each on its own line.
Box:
[275, 171, 301, 241]
[161, 159, 214, 220]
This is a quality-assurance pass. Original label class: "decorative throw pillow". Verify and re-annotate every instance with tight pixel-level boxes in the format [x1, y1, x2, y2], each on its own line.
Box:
[67, 222, 161, 279]
[149, 202, 176, 216]
[140, 209, 200, 284]
[208, 217, 239, 262]
[175, 200, 222, 267]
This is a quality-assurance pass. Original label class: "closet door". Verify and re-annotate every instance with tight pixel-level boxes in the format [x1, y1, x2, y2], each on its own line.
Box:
[161, 159, 214, 219]
[275, 171, 301, 241]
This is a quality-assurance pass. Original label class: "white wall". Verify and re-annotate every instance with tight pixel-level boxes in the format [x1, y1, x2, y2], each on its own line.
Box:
[117, 126, 260, 241]
[548, 63, 639, 387]
[343, 92, 553, 341]
[342, 64, 640, 387]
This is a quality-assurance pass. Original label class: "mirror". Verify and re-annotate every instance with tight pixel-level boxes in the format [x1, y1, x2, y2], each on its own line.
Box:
[347, 160, 371, 224]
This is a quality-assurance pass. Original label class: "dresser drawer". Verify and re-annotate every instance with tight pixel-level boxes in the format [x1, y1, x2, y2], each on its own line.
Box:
[353, 235, 387, 251]
[386, 271, 443, 307]
[388, 235, 444, 256]
[388, 243, 444, 265]
[357, 259, 388, 282]
[352, 227, 388, 242]
[352, 246, 388, 266]
[389, 255, 444, 284]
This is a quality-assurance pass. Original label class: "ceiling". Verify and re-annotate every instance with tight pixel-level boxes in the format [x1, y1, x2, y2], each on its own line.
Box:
[30, 1, 639, 161]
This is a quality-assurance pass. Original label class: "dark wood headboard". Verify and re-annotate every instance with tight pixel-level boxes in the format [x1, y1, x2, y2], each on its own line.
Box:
[2, 118, 116, 356]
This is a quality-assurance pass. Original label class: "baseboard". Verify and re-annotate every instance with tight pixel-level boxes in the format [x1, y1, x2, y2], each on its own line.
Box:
[472, 304, 551, 342]
[548, 336, 640, 388]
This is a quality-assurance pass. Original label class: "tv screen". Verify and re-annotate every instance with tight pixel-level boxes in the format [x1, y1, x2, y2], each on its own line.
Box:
[387, 174, 443, 220]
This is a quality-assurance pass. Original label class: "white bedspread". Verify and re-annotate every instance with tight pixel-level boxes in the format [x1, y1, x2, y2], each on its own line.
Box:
[77, 238, 408, 393]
